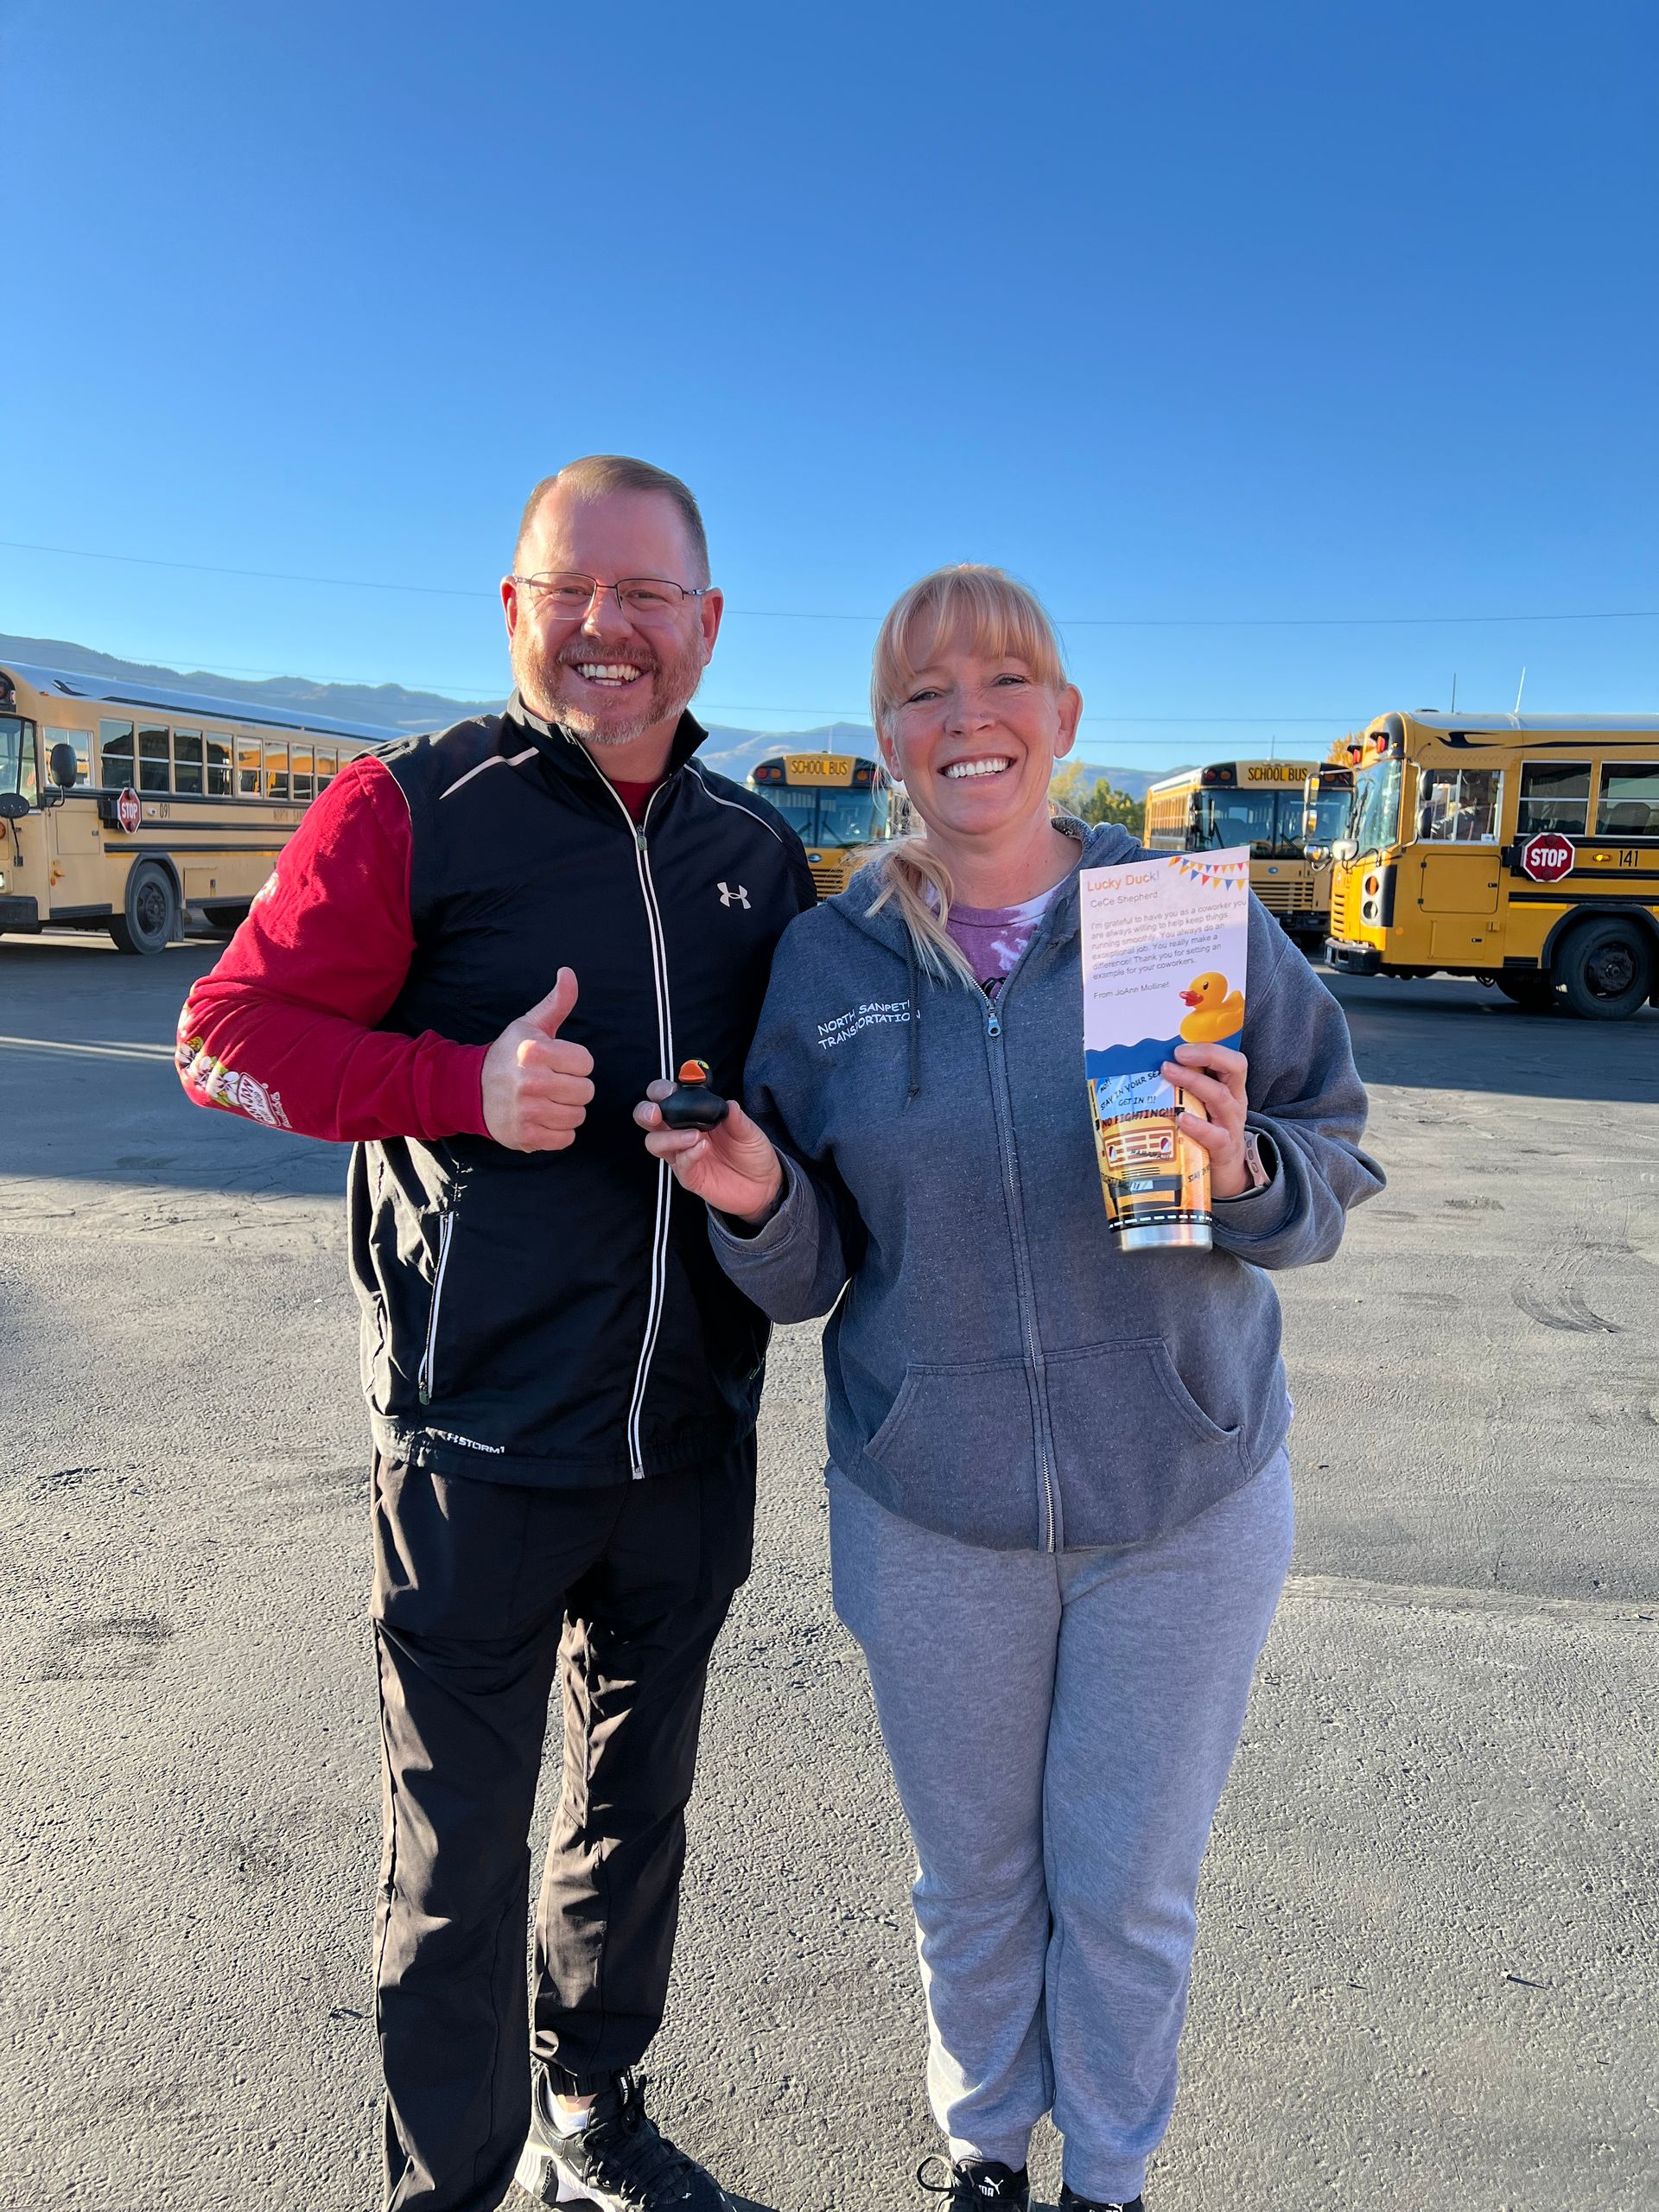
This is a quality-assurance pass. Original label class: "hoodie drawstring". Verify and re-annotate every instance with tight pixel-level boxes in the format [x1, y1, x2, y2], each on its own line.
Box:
[906, 936, 922, 1104]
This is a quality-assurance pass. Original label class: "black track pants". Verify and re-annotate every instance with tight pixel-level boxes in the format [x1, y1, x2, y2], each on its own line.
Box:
[369, 1445, 754, 2212]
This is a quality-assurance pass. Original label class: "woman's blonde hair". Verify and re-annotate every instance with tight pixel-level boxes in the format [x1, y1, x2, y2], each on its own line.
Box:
[867, 564, 1071, 983]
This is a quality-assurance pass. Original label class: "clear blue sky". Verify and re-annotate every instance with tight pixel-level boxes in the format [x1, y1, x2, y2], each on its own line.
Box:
[3, 0, 1656, 769]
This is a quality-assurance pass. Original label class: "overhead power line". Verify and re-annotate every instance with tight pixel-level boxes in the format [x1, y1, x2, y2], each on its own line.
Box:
[3, 536, 1658, 630]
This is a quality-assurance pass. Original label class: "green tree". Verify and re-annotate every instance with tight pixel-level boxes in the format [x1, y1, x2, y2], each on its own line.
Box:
[1050, 762, 1144, 836]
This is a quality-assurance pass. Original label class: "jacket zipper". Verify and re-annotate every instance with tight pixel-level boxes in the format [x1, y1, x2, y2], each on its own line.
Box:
[978, 982, 1060, 1553]
[594, 775, 676, 1479]
[417, 1209, 455, 1405]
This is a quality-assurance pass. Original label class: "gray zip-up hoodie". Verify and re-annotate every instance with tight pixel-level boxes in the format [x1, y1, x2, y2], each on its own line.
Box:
[710, 823, 1384, 1553]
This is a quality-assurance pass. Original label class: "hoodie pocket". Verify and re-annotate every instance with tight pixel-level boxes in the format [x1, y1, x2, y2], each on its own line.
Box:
[1043, 1336, 1247, 1546]
[861, 1355, 1039, 1545]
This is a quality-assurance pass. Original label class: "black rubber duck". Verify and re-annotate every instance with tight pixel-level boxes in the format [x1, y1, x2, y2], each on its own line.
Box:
[658, 1058, 731, 1131]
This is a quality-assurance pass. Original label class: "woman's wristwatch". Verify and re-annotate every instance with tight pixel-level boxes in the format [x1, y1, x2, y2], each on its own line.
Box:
[1216, 1128, 1274, 1201]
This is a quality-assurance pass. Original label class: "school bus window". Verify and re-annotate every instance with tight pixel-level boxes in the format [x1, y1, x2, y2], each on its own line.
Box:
[1351, 756, 1402, 855]
[174, 728, 205, 795]
[264, 741, 290, 799]
[1194, 789, 1302, 855]
[1416, 767, 1501, 844]
[238, 740, 261, 795]
[1595, 763, 1659, 836]
[1516, 761, 1591, 837]
[99, 718, 135, 786]
[206, 734, 233, 796]
[48, 726, 90, 787]
[290, 748, 315, 803]
[138, 722, 171, 793]
[1, 715, 36, 801]
[315, 747, 337, 791]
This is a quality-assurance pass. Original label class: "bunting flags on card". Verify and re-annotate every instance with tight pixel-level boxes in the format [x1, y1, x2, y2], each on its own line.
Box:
[1172, 854, 1251, 890]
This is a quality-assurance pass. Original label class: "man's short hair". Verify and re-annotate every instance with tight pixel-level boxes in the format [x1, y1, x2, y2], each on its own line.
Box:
[514, 455, 710, 584]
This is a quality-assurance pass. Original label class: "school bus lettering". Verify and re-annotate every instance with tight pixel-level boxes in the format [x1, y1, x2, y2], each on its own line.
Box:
[1518, 833, 1574, 884]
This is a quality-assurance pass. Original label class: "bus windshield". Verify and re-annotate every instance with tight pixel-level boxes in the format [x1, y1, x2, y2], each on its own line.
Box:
[1, 715, 35, 798]
[1351, 759, 1402, 855]
[766, 785, 885, 849]
[1311, 789, 1352, 843]
[1194, 789, 1304, 857]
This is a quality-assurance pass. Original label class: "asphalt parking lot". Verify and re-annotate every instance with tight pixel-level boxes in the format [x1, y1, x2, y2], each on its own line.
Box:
[1, 933, 1655, 2210]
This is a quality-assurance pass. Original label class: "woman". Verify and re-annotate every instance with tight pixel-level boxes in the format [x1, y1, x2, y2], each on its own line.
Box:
[636, 567, 1382, 2210]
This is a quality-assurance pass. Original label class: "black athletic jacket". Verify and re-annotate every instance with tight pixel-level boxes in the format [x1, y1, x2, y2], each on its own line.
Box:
[179, 696, 817, 1486]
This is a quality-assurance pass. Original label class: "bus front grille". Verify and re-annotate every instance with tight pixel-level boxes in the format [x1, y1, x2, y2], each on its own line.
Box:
[809, 860, 848, 899]
[1255, 876, 1318, 912]
[1329, 876, 1351, 938]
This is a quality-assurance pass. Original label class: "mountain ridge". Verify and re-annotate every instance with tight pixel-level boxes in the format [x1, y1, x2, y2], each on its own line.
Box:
[0, 632, 1175, 797]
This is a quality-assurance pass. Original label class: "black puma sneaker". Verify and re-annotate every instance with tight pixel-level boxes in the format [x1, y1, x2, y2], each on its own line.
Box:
[1058, 2184, 1145, 2211]
[917, 2153, 1032, 2209]
[515, 2069, 732, 2210]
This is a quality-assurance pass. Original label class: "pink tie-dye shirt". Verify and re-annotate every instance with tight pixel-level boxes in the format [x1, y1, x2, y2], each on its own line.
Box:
[944, 885, 1062, 996]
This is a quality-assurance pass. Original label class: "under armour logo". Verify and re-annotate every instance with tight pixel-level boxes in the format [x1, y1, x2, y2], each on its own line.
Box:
[718, 881, 750, 908]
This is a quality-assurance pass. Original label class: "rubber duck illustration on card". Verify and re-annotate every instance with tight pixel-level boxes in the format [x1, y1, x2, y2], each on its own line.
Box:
[1178, 972, 1245, 1046]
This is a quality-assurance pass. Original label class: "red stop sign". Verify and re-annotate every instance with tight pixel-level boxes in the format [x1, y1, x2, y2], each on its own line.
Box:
[1519, 831, 1574, 884]
[115, 785, 142, 836]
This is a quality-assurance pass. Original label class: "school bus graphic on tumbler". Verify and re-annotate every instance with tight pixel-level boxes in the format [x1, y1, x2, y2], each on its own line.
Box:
[1078, 849, 1251, 1252]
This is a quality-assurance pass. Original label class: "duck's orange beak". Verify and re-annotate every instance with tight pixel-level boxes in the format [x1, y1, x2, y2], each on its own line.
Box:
[1179, 989, 1200, 1007]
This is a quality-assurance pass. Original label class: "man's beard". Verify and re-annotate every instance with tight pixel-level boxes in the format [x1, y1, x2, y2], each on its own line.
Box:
[512, 626, 706, 748]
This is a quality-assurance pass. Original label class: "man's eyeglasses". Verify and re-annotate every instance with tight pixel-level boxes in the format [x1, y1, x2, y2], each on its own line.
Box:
[512, 573, 712, 623]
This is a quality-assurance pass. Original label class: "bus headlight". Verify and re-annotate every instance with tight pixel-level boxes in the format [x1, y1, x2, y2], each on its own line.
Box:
[1360, 866, 1393, 927]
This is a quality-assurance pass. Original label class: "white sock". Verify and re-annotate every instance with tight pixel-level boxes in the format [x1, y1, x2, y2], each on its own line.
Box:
[550, 2098, 594, 2138]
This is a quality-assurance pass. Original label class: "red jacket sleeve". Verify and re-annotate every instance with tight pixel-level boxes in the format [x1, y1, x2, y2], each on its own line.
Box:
[175, 755, 490, 1143]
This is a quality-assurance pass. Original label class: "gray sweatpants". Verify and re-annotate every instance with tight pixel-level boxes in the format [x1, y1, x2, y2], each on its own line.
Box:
[829, 1450, 1293, 2206]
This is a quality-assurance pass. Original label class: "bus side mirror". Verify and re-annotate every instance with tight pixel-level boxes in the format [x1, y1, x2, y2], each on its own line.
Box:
[0, 791, 29, 821]
[49, 742, 81, 790]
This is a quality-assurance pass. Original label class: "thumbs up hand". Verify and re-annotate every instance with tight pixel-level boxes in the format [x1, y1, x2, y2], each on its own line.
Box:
[481, 968, 595, 1152]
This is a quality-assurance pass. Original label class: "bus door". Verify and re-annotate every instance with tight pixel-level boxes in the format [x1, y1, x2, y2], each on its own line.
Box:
[44, 724, 102, 865]
[0, 713, 43, 917]
[1410, 763, 1503, 953]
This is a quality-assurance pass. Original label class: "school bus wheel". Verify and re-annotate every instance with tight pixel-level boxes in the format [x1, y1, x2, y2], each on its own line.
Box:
[1551, 913, 1655, 1022]
[199, 900, 251, 938]
[1492, 972, 1555, 1014]
[108, 860, 181, 957]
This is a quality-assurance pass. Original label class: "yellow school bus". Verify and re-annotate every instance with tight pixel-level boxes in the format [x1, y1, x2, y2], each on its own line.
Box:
[0, 659, 388, 954]
[1324, 709, 1659, 1018]
[747, 751, 896, 898]
[1144, 759, 1324, 944]
[1301, 760, 1356, 861]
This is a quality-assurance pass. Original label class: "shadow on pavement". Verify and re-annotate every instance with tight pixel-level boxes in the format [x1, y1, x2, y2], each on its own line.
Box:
[1, 937, 351, 1200]
[1325, 970, 1659, 1106]
[5, 944, 1657, 1211]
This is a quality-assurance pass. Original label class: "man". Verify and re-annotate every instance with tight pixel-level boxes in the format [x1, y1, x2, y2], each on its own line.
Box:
[177, 456, 816, 2212]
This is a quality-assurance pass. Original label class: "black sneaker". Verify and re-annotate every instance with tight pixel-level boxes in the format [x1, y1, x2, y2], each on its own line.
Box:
[515, 2069, 732, 2210]
[1058, 2185, 1145, 2211]
[917, 2153, 1032, 2209]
